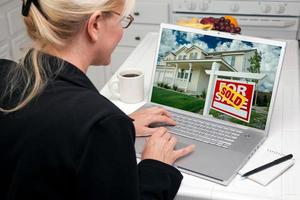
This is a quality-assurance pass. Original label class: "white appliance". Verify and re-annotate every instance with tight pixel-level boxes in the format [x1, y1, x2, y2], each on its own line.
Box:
[171, 0, 300, 40]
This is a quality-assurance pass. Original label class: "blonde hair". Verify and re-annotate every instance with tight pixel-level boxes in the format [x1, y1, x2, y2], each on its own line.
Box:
[0, 0, 135, 113]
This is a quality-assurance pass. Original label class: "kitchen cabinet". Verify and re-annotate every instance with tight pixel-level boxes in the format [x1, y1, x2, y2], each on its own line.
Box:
[99, 0, 171, 88]
[0, 0, 32, 61]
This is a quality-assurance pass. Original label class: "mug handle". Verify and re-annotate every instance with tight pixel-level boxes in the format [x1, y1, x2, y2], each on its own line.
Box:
[108, 78, 121, 99]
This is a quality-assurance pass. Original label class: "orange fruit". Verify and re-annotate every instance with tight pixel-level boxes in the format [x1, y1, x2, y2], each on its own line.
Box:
[224, 16, 238, 27]
[189, 17, 199, 24]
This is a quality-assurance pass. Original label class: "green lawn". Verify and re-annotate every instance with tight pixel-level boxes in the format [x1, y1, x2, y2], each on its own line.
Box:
[151, 87, 204, 113]
[152, 87, 267, 130]
[210, 109, 267, 130]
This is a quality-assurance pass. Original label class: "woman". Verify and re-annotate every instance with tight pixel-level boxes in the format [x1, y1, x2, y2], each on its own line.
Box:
[0, 0, 195, 199]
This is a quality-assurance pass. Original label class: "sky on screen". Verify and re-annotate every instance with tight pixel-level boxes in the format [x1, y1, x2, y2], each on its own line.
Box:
[158, 28, 282, 92]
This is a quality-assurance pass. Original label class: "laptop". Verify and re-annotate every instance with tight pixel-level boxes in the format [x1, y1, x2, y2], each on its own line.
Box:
[135, 23, 286, 185]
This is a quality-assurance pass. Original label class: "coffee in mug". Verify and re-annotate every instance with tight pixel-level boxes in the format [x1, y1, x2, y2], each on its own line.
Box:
[109, 68, 144, 104]
[122, 73, 140, 78]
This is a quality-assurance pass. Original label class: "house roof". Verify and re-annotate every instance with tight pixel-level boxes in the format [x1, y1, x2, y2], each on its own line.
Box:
[165, 52, 176, 57]
[166, 45, 256, 57]
[207, 49, 256, 56]
[174, 46, 188, 55]
[172, 45, 207, 56]
[186, 45, 208, 55]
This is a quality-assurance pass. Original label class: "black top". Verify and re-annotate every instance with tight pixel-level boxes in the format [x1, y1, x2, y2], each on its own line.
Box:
[0, 54, 183, 200]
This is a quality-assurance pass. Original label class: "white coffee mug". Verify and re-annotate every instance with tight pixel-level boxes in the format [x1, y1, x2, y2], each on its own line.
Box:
[109, 68, 144, 104]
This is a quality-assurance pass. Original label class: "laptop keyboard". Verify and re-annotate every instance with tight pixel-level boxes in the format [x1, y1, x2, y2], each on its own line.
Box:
[167, 111, 242, 149]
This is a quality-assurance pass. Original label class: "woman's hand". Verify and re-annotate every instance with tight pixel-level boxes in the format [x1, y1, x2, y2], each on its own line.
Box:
[129, 107, 176, 137]
[141, 127, 195, 165]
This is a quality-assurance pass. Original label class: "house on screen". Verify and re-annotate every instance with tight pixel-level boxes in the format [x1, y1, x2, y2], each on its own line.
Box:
[154, 45, 256, 95]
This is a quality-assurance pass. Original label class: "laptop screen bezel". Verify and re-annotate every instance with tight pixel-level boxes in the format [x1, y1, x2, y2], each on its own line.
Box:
[148, 23, 286, 135]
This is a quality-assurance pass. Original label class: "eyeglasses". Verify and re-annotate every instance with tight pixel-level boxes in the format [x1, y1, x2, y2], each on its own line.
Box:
[105, 11, 134, 29]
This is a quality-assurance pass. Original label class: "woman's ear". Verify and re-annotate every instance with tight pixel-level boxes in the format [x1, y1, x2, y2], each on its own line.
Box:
[86, 11, 103, 42]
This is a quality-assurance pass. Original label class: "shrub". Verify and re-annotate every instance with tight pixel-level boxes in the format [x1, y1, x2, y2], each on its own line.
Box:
[157, 82, 163, 87]
[172, 85, 178, 91]
[163, 83, 171, 89]
[200, 89, 206, 99]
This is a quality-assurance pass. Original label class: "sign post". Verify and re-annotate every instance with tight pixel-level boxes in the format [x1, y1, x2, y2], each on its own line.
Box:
[203, 62, 220, 116]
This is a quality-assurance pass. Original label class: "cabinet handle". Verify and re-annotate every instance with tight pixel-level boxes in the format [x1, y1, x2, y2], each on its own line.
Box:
[135, 36, 141, 41]
[133, 12, 140, 16]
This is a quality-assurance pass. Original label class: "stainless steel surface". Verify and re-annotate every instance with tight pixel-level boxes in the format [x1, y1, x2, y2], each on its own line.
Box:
[171, 0, 300, 40]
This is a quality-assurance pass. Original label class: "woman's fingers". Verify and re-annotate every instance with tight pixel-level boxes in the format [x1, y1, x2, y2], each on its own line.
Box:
[161, 131, 172, 141]
[152, 127, 168, 138]
[158, 115, 176, 125]
[168, 136, 177, 149]
[142, 127, 196, 165]
[174, 144, 196, 160]
[142, 127, 163, 136]
[150, 107, 173, 118]
[147, 115, 176, 126]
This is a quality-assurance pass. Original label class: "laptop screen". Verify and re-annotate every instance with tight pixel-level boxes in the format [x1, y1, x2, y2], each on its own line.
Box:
[150, 24, 285, 131]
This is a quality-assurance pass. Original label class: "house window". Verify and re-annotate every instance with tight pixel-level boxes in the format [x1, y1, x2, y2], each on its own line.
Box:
[189, 53, 194, 59]
[194, 52, 198, 59]
[189, 52, 198, 59]
[187, 69, 193, 82]
[177, 69, 192, 82]
[183, 55, 187, 60]
[178, 55, 182, 60]
[180, 69, 185, 78]
[184, 73, 188, 79]
[177, 69, 185, 79]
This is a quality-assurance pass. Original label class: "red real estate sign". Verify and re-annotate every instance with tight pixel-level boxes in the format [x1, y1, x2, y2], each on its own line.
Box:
[211, 79, 255, 122]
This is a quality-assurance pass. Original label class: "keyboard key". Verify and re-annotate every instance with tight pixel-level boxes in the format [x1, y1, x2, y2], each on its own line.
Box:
[167, 111, 242, 149]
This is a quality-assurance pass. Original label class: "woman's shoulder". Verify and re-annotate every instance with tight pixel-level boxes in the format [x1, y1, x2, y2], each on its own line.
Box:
[74, 89, 127, 120]
[41, 83, 130, 127]
[0, 59, 17, 93]
[0, 58, 16, 65]
[0, 59, 17, 74]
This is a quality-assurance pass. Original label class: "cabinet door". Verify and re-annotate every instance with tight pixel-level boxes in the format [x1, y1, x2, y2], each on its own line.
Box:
[133, 1, 169, 24]
[0, 0, 31, 61]
[11, 32, 32, 60]
[0, 10, 9, 42]
[0, 0, 10, 6]
[119, 24, 160, 47]
[106, 46, 135, 80]
[0, 42, 10, 59]
[86, 66, 107, 92]
[7, 5, 25, 35]
[0, 9, 11, 59]
[87, 47, 134, 91]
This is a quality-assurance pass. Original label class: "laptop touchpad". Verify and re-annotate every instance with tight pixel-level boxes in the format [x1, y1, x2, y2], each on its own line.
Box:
[135, 137, 189, 153]
[175, 142, 189, 150]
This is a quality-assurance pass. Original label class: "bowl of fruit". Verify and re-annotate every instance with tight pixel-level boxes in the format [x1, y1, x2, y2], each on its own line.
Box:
[177, 16, 241, 34]
[201, 16, 241, 33]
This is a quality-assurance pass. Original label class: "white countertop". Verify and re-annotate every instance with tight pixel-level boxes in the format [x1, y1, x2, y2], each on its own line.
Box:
[101, 32, 300, 200]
